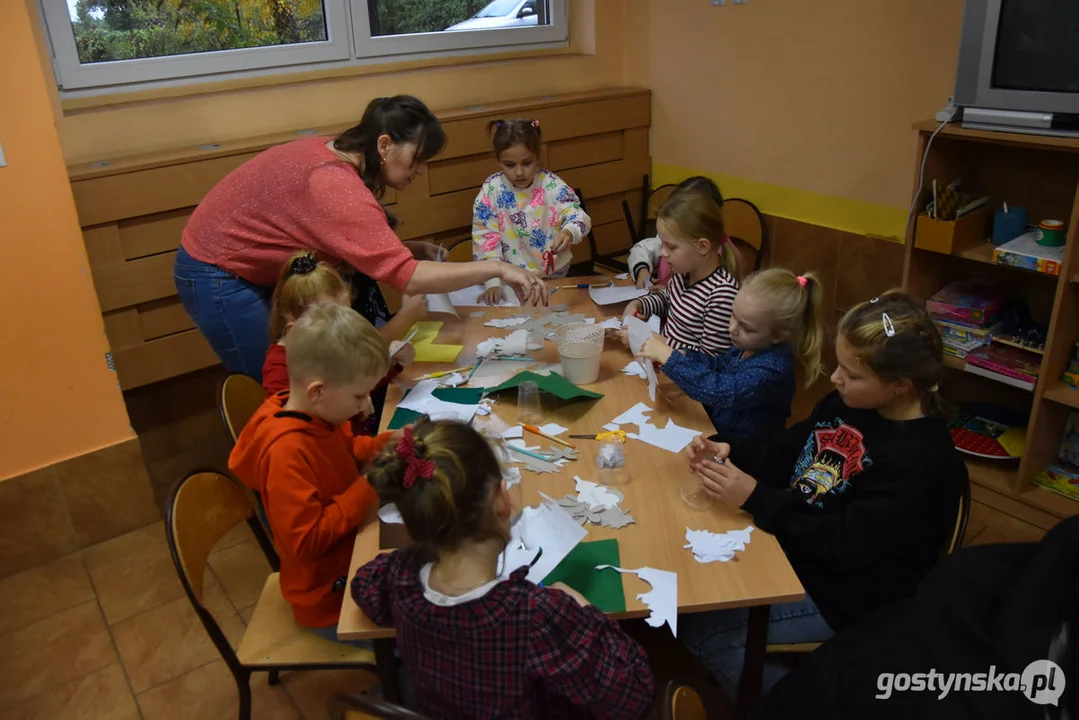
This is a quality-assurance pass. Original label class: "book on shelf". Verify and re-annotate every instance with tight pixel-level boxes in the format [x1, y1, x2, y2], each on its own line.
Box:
[942, 335, 988, 359]
[1033, 464, 1079, 502]
[927, 281, 1006, 326]
[993, 231, 1064, 276]
[934, 319, 1000, 342]
[965, 344, 1040, 389]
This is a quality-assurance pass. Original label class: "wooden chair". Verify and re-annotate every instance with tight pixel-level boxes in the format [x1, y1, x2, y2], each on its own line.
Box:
[764, 482, 972, 656]
[329, 693, 430, 720]
[662, 680, 708, 720]
[446, 236, 474, 264]
[604, 178, 679, 277]
[166, 470, 377, 720]
[722, 198, 766, 280]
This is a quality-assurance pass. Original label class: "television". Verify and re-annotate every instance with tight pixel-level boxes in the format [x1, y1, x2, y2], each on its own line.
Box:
[954, 0, 1079, 137]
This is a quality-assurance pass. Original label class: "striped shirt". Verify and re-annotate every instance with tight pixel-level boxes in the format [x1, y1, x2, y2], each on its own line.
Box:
[636, 267, 739, 355]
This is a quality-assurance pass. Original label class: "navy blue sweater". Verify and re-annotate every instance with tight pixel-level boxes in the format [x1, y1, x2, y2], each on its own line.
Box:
[662, 343, 795, 441]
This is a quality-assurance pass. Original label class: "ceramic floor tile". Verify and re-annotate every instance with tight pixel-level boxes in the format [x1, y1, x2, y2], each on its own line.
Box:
[207, 538, 271, 611]
[84, 522, 188, 625]
[0, 554, 95, 636]
[137, 659, 302, 720]
[282, 669, 379, 720]
[0, 601, 116, 710]
[0, 664, 139, 720]
[112, 584, 245, 694]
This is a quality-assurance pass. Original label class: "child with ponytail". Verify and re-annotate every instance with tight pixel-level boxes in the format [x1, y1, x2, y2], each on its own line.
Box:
[678, 291, 968, 697]
[635, 268, 823, 440]
[352, 418, 654, 719]
[472, 118, 592, 305]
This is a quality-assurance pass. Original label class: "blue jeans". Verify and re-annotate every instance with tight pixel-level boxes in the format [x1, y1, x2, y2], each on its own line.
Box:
[173, 246, 272, 380]
[680, 596, 834, 699]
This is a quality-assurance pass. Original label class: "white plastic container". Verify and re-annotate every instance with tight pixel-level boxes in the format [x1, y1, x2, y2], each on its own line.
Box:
[555, 323, 604, 385]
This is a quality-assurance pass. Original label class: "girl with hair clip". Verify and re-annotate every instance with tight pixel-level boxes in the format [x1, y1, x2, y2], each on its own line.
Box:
[263, 251, 425, 434]
[677, 291, 969, 699]
[351, 419, 655, 719]
[472, 118, 592, 305]
[635, 268, 824, 440]
[622, 191, 741, 355]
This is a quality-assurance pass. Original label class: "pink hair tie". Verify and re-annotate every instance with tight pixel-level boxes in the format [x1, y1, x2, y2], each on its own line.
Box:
[531, 120, 540, 128]
[796, 275, 808, 288]
[396, 427, 435, 489]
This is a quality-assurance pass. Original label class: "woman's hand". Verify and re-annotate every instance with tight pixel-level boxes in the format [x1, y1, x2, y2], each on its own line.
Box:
[694, 456, 757, 508]
[552, 229, 573, 255]
[549, 582, 591, 607]
[635, 333, 674, 366]
[482, 287, 503, 305]
[686, 436, 731, 470]
[388, 341, 416, 367]
[404, 241, 448, 262]
[499, 264, 548, 307]
[635, 268, 651, 289]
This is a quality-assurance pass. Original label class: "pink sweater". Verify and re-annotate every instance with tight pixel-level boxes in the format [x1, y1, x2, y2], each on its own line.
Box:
[181, 137, 418, 290]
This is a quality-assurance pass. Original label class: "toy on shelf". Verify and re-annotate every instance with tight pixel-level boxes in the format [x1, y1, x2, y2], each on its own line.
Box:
[1032, 412, 1079, 502]
[947, 402, 1026, 461]
[1062, 343, 1079, 389]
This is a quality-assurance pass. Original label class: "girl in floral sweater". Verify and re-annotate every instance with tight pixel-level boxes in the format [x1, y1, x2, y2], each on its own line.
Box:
[472, 118, 592, 305]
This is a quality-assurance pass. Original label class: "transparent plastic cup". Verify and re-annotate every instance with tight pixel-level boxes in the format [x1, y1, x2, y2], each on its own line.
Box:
[680, 476, 714, 510]
[516, 380, 542, 425]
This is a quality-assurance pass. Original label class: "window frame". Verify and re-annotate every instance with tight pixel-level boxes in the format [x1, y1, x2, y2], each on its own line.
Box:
[39, 0, 568, 94]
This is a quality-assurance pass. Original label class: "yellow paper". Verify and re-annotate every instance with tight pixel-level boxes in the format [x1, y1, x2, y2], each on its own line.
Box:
[405, 321, 463, 363]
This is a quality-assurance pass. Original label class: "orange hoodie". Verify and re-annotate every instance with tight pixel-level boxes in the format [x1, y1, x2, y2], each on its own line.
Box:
[228, 391, 390, 628]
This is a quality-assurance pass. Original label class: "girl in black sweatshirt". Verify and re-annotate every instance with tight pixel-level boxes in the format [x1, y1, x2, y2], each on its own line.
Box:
[680, 291, 969, 698]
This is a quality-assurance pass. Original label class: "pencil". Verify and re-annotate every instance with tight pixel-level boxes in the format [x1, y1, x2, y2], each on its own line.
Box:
[507, 444, 554, 463]
[465, 357, 484, 383]
[414, 365, 473, 381]
[554, 281, 614, 291]
[519, 423, 576, 449]
[492, 355, 534, 361]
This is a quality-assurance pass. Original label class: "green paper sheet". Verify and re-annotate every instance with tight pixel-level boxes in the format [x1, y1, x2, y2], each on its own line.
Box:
[542, 539, 626, 613]
[486, 371, 603, 401]
[386, 387, 485, 430]
[406, 321, 463, 363]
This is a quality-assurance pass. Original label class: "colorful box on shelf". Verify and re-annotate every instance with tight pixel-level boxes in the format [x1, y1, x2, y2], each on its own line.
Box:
[927, 281, 1006, 326]
[964, 344, 1041, 390]
[1033, 465, 1079, 502]
[942, 335, 988, 360]
[993, 231, 1064, 276]
[913, 205, 992, 255]
[934, 318, 1000, 343]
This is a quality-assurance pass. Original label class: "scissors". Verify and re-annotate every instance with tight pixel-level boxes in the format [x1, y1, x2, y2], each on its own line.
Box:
[568, 430, 627, 443]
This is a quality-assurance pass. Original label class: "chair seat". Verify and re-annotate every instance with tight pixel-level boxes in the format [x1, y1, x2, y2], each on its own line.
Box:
[238, 573, 375, 667]
[765, 642, 822, 654]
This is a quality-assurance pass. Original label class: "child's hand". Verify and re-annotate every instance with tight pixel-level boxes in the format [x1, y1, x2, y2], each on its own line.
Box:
[686, 436, 731, 471]
[399, 293, 427, 321]
[549, 582, 591, 607]
[482, 287, 503, 305]
[622, 299, 642, 322]
[552, 229, 573, 255]
[635, 268, 650, 289]
[636, 333, 674, 366]
[388, 341, 416, 367]
[695, 457, 757, 508]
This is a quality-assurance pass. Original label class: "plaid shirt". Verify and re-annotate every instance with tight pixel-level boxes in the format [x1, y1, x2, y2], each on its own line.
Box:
[352, 550, 655, 719]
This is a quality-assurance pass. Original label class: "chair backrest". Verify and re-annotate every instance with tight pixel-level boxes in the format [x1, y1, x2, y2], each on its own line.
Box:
[662, 681, 707, 720]
[943, 479, 973, 557]
[330, 693, 431, 720]
[447, 236, 474, 263]
[166, 470, 262, 668]
[218, 373, 265, 445]
[722, 197, 765, 279]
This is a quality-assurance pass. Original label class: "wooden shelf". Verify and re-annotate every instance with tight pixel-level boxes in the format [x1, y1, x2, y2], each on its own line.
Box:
[1020, 485, 1079, 518]
[941, 353, 1035, 392]
[964, 456, 1018, 493]
[912, 120, 1079, 154]
[1043, 382, 1079, 410]
[1070, 274, 1079, 284]
[949, 241, 1061, 279]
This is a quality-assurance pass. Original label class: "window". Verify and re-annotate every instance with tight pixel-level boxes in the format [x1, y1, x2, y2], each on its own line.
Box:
[40, 0, 567, 93]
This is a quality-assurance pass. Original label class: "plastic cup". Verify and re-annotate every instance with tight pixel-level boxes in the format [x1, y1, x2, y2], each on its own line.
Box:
[680, 476, 714, 510]
[517, 380, 542, 425]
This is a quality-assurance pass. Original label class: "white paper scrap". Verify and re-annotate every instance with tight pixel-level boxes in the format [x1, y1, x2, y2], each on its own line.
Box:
[398, 379, 480, 424]
[599, 317, 624, 331]
[448, 284, 520, 308]
[502, 466, 522, 490]
[634, 417, 703, 454]
[425, 293, 459, 317]
[574, 476, 621, 510]
[502, 328, 528, 356]
[684, 526, 755, 563]
[596, 565, 678, 637]
[440, 372, 466, 387]
[612, 402, 655, 427]
[378, 504, 404, 525]
[500, 496, 587, 583]
[602, 423, 620, 432]
[502, 426, 524, 439]
[622, 361, 647, 379]
[589, 285, 650, 306]
[537, 422, 568, 437]
[484, 316, 530, 328]
[615, 273, 629, 280]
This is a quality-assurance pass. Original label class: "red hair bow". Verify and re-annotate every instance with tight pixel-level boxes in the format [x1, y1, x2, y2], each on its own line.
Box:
[396, 427, 435, 489]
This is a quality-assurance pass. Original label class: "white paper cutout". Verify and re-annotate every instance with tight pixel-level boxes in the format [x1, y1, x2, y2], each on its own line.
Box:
[684, 526, 755, 563]
[537, 422, 568, 437]
[398, 379, 480, 424]
[599, 317, 624, 331]
[499, 496, 587, 583]
[596, 565, 678, 636]
[588, 285, 650, 306]
[484, 317, 530, 328]
[439, 372, 466, 387]
[425, 293, 459, 317]
[612, 402, 655, 427]
[378, 504, 404, 524]
[622, 361, 647, 378]
[503, 466, 522, 490]
[615, 273, 629, 280]
[501, 425, 524, 439]
[574, 476, 621, 510]
[448, 284, 520, 308]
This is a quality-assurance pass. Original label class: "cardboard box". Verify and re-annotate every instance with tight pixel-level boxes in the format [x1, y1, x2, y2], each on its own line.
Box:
[914, 204, 992, 255]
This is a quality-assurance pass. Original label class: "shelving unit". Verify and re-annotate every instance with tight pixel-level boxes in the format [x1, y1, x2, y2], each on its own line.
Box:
[903, 120, 1079, 536]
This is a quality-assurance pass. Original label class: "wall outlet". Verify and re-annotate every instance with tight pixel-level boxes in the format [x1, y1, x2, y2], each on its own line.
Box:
[0, 140, 6, 168]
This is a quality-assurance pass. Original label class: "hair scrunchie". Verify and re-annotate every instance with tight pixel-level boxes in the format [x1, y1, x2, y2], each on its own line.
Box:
[288, 253, 318, 277]
[396, 426, 435, 489]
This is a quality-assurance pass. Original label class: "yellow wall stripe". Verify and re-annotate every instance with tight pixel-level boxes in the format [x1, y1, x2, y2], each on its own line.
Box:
[653, 163, 909, 242]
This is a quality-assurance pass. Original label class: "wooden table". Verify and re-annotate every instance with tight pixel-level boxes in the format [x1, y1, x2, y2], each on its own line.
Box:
[339, 277, 805, 709]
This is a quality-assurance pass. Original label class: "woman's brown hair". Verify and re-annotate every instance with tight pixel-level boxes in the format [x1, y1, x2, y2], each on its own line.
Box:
[367, 419, 507, 561]
[838, 291, 948, 417]
[656, 191, 739, 279]
[269, 252, 351, 342]
[741, 269, 825, 388]
[334, 95, 446, 198]
[487, 118, 542, 158]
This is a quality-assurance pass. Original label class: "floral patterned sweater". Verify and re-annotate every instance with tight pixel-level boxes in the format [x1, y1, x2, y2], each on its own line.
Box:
[472, 170, 592, 288]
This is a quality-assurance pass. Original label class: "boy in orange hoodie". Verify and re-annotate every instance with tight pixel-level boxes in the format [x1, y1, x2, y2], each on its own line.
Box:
[229, 303, 392, 643]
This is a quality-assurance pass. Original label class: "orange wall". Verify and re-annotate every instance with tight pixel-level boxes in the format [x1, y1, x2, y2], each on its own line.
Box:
[627, 0, 966, 238]
[1, 0, 134, 481]
[58, 0, 626, 163]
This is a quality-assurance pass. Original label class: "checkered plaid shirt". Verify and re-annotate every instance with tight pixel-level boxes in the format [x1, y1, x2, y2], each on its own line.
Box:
[352, 549, 655, 719]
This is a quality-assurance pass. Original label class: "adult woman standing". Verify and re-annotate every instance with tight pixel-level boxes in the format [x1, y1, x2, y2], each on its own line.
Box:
[175, 95, 546, 379]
